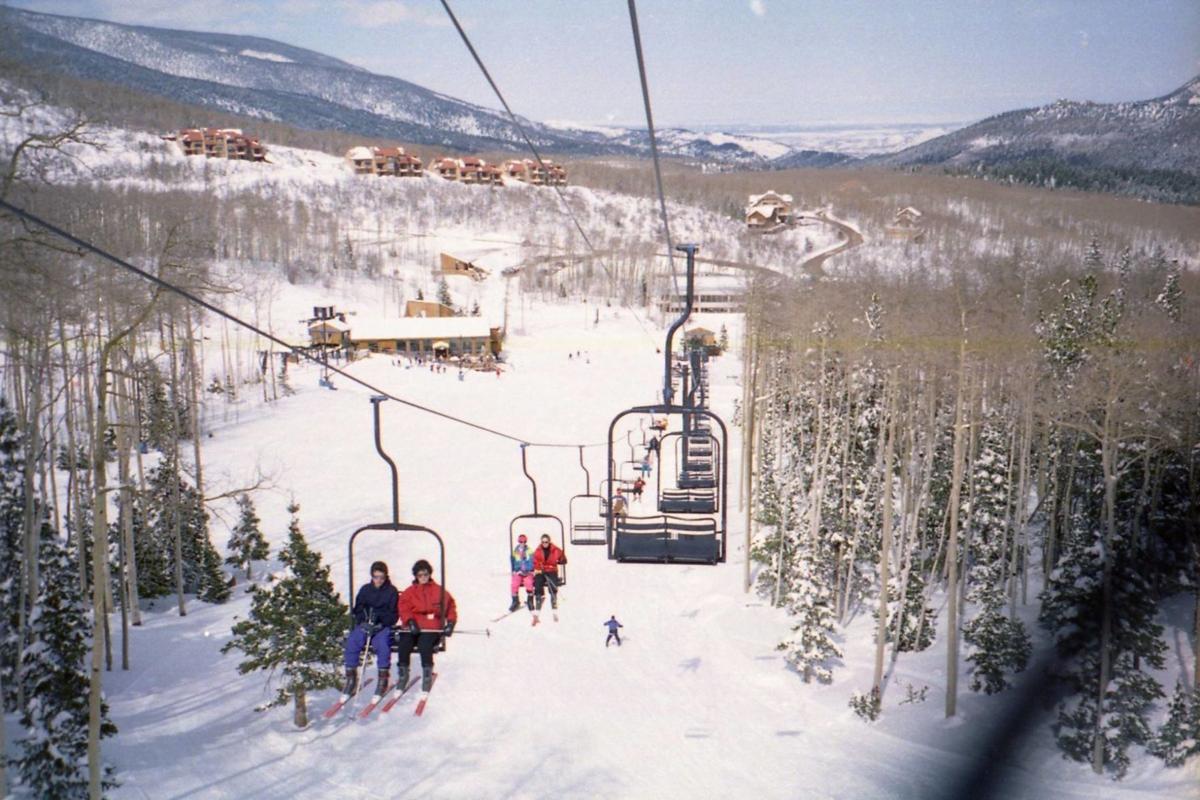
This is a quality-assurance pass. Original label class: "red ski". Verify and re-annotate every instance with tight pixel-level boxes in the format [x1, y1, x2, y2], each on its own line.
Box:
[358, 676, 406, 719]
[380, 675, 422, 714]
[321, 677, 374, 719]
[413, 673, 439, 717]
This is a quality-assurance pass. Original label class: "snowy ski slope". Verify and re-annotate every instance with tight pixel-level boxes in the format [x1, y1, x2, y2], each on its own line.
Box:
[95, 292, 1193, 800]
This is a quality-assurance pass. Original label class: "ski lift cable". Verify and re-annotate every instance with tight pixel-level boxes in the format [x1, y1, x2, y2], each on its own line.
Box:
[438, 0, 660, 345]
[0, 199, 612, 450]
[627, 0, 681, 300]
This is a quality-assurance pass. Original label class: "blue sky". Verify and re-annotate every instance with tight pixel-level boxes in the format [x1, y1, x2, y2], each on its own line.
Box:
[11, 0, 1200, 126]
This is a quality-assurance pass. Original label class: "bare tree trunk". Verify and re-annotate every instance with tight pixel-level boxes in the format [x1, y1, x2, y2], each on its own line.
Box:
[945, 342, 969, 718]
[185, 306, 204, 502]
[872, 379, 898, 697]
[1011, 385, 1034, 616]
[294, 685, 308, 728]
[1091, 394, 1118, 775]
[59, 319, 89, 597]
[165, 315, 187, 617]
[88, 330, 116, 799]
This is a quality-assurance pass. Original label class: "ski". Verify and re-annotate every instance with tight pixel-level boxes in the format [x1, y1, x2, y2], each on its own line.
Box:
[380, 675, 422, 714]
[413, 673, 438, 717]
[358, 676, 404, 719]
[531, 614, 540, 626]
[321, 677, 374, 719]
[491, 609, 520, 623]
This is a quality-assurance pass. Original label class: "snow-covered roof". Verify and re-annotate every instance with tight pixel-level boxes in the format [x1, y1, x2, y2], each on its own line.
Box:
[896, 206, 923, 218]
[346, 146, 374, 161]
[348, 317, 494, 341]
[748, 190, 793, 207]
[308, 318, 350, 332]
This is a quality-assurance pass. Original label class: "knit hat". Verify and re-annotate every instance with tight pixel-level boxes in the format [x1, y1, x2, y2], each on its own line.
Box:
[370, 560, 389, 577]
[517, 534, 527, 543]
[412, 559, 433, 577]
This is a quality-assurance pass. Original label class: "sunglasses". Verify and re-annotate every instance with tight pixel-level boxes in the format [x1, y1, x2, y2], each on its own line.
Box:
[416, 570, 431, 577]
[371, 573, 386, 579]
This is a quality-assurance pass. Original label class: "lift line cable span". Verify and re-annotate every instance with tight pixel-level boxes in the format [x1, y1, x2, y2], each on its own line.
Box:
[439, 0, 662, 347]
[0, 198, 615, 451]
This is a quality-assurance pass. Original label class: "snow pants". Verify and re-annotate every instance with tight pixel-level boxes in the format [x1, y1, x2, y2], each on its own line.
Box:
[534, 572, 559, 600]
[510, 572, 534, 595]
[345, 624, 392, 670]
[395, 630, 442, 670]
[606, 631, 621, 647]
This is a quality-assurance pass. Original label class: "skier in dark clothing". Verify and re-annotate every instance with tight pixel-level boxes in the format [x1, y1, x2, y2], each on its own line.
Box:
[342, 560, 399, 697]
[604, 616, 623, 647]
[395, 559, 458, 691]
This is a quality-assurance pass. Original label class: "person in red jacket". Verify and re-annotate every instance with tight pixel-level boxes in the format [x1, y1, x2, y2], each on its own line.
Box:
[395, 559, 458, 691]
[532, 535, 567, 611]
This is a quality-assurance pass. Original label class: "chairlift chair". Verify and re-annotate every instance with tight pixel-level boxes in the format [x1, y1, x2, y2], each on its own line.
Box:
[568, 446, 607, 545]
[347, 397, 448, 658]
[508, 444, 567, 585]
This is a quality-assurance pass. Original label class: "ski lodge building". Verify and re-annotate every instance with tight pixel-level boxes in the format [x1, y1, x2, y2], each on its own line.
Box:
[169, 128, 267, 161]
[745, 191, 793, 228]
[439, 253, 490, 281]
[661, 275, 746, 314]
[346, 146, 424, 177]
[404, 300, 456, 318]
[343, 317, 502, 357]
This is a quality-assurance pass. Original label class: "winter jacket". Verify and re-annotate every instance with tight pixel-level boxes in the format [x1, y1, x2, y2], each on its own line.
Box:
[604, 618, 623, 633]
[397, 579, 458, 632]
[511, 544, 534, 574]
[352, 579, 399, 628]
[533, 543, 566, 577]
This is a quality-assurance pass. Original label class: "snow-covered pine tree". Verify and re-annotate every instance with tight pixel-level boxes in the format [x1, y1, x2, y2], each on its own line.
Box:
[776, 531, 843, 683]
[12, 535, 117, 798]
[0, 396, 25, 710]
[146, 458, 229, 603]
[221, 503, 348, 727]
[963, 411, 1031, 694]
[1149, 681, 1200, 767]
[225, 493, 269, 581]
[718, 324, 729, 352]
[1155, 272, 1182, 324]
[437, 278, 453, 309]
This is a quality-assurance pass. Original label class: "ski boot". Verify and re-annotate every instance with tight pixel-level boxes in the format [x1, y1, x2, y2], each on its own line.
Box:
[525, 594, 534, 611]
[509, 596, 520, 613]
[375, 668, 390, 697]
[396, 665, 410, 690]
[342, 668, 358, 697]
[421, 668, 434, 692]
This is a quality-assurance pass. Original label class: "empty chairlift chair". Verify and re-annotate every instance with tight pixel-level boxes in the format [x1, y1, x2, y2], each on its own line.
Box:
[569, 446, 607, 545]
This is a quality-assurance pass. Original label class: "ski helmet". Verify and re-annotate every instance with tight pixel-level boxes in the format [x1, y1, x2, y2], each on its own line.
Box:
[370, 560, 389, 578]
[412, 559, 433, 577]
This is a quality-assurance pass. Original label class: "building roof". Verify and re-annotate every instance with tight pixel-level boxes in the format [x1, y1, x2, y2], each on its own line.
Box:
[349, 317, 494, 341]
[896, 206, 923, 218]
[748, 190, 794, 207]
[346, 146, 374, 161]
[309, 319, 350, 332]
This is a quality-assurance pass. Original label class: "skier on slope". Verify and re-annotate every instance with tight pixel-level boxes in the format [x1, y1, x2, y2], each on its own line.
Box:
[509, 534, 535, 612]
[395, 559, 458, 691]
[532, 535, 567, 611]
[604, 616, 623, 647]
[342, 560, 399, 697]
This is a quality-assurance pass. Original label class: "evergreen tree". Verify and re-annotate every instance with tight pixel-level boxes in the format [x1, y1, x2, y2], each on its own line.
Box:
[222, 503, 348, 727]
[225, 493, 269, 581]
[470, 300, 481, 317]
[718, 324, 729, 352]
[146, 458, 229, 603]
[12, 535, 117, 798]
[776, 535, 842, 682]
[1149, 681, 1200, 767]
[0, 395, 26, 710]
[963, 413, 1031, 694]
[128, 491, 171, 599]
[1155, 272, 1183, 323]
[437, 278, 453, 309]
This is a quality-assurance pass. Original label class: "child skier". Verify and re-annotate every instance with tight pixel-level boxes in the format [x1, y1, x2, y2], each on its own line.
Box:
[509, 534, 535, 611]
[342, 561, 399, 697]
[395, 559, 458, 691]
[632, 477, 645, 501]
[532, 535, 567, 611]
[604, 616, 623, 647]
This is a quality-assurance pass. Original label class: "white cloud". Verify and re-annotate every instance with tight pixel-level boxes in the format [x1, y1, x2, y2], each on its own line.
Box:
[336, 0, 448, 28]
[749, 0, 766, 17]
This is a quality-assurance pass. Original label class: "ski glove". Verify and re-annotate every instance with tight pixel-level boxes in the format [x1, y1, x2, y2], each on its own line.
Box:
[442, 620, 456, 637]
[407, 620, 421, 637]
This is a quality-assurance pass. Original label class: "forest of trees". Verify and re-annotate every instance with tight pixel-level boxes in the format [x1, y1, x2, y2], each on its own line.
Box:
[744, 241, 1199, 776]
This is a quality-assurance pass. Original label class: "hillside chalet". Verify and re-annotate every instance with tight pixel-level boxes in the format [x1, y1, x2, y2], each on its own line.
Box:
[745, 191, 793, 228]
[502, 158, 567, 186]
[172, 128, 267, 161]
[346, 146, 423, 177]
[885, 206, 925, 241]
[439, 253, 489, 281]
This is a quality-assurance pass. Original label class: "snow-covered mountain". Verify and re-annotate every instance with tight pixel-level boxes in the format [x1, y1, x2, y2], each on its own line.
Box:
[871, 76, 1200, 181]
[1, 6, 792, 164]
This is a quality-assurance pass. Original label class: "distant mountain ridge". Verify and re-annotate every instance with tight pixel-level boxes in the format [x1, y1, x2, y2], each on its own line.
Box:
[2, 6, 818, 164]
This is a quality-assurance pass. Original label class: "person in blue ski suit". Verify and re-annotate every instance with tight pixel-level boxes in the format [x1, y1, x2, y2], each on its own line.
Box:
[604, 615, 623, 647]
[342, 560, 399, 697]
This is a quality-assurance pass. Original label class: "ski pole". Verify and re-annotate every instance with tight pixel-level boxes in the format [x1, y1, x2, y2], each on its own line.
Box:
[451, 628, 491, 637]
